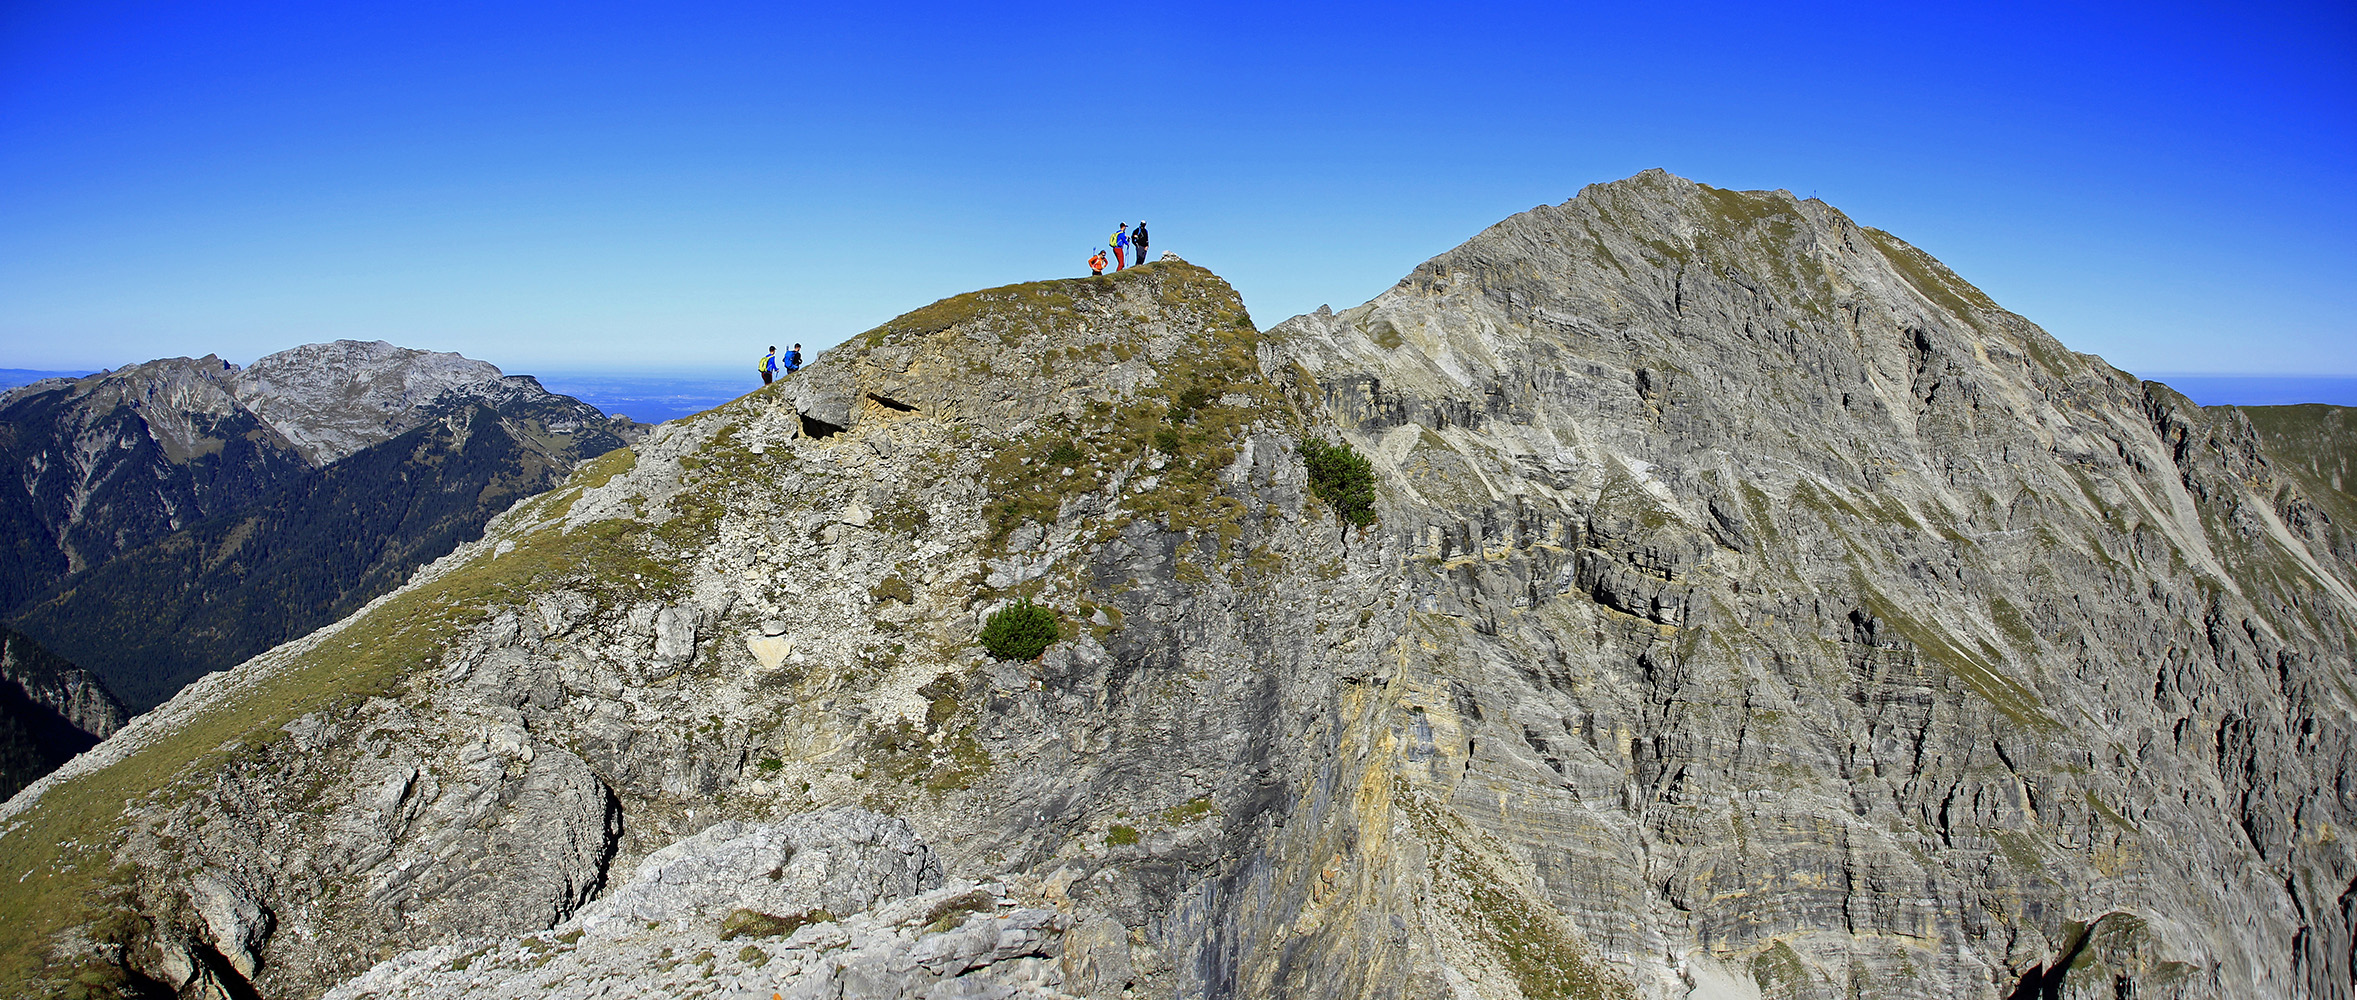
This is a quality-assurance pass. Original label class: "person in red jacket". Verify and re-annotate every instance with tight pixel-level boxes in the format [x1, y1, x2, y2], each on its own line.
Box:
[1088, 249, 1108, 276]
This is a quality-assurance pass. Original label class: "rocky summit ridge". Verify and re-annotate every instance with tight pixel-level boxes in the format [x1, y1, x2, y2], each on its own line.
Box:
[3, 170, 2354, 1000]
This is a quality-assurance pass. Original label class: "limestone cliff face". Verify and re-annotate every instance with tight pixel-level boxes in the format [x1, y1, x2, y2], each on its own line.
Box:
[2, 174, 2352, 1000]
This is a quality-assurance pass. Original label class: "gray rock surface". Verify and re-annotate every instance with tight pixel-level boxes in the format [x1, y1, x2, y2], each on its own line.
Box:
[230, 339, 589, 465]
[3, 172, 2352, 1000]
[321, 813, 1073, 1000]
[578, 809, 941, 929]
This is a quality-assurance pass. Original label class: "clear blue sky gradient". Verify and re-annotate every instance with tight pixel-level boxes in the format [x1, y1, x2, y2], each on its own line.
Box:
[2, 1, 2351, 376]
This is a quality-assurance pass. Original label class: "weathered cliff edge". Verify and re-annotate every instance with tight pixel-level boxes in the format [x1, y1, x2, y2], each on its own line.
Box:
[0, 627, 126, 801]
[2, 170, 2352, 1000]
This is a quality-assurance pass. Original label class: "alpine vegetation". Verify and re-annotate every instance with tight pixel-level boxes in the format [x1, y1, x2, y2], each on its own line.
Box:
[978, 598, 1059, 662]
[1299, 435, 1378, 529]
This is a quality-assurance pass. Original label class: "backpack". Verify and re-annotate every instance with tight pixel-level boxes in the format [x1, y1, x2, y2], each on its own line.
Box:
[786, 350, 802, 371]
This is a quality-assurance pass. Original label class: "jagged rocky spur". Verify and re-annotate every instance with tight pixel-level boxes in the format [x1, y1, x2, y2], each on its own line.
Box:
[2, 173, 2352, 1000]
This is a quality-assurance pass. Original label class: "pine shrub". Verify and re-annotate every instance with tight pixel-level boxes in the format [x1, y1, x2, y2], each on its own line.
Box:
[979, 597, 1059, 661]
[1300, 436, 1378, 526]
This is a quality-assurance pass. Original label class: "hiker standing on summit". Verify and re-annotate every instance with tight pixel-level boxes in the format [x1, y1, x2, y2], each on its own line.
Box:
[1110, 223, 1129, 271]
[1131, 220, 1148, 264]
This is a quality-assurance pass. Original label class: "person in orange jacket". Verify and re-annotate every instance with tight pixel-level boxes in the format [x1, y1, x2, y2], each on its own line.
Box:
[1088, 249, 1108, 276]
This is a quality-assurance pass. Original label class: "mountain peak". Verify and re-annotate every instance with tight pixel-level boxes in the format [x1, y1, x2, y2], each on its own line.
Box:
[233, 339, 529, 464]
[786, 258, 1257, 439]
[5, 183, 2353, 1000]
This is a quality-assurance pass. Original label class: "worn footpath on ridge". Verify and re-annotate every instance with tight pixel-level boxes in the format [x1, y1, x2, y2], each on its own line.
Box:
[4, 171, 2356, 1000]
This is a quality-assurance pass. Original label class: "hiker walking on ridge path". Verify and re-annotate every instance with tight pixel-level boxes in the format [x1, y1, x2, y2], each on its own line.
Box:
[785, 344, 803, 373]
[1088, 248, 1108, 276]
[1132, 220, 1148, 264]
[759, 346, 780, 385]
[1110, 222, 1129, 271]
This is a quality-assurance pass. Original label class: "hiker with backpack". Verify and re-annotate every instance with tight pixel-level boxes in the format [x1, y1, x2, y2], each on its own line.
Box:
[760, 346, 780, 385]
[1088, 249, 1108, 276]
[785, 344, 803, 373]
[1132, 221, 1148, 264]
[1110, 223, 1129, 271]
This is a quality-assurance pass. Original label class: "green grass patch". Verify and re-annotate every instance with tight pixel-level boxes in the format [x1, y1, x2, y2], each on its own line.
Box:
[1861, 227, 1997, 324]
[1159, 796, 1217, 824]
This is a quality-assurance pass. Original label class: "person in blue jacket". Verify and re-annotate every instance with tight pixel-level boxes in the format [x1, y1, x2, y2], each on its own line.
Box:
[1111, 223, 1129, 271]
[760, 346, 780, 385]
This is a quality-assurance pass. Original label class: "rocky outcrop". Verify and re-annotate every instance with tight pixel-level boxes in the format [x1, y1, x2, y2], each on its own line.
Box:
[229, 340, 600, 465]
[2, 175, 2352, 1000]
[13, 399, 641, 711]
[0, 626, 125, 800]
[326, 812, 1082, 1000]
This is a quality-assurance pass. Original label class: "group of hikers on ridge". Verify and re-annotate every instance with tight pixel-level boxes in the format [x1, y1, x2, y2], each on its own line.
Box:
[759, 222, 1153, 387]
[759, 344, 802, 385]
[1089, 220, 1149, 276]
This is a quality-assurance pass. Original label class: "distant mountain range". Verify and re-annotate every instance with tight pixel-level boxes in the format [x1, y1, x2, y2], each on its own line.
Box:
[0, 340, 643, 726]
[0, 370, 97, 391]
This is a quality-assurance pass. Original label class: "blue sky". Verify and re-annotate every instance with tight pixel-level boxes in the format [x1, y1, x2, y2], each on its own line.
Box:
[2, 1, 2351, 377]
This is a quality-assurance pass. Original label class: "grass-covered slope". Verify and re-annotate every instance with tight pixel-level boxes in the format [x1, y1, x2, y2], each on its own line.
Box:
[2238, 403, 2357, 561]
[0, 443, 646, 996]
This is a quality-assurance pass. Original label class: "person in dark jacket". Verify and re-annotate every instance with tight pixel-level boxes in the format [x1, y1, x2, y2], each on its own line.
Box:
[785, 344, 803, 373]
[1132, 220, 1148, 264]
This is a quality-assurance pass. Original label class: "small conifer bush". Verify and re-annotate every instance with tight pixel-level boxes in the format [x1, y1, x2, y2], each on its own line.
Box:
[979, 597, 1059, 661]
[1300, 436, 1378, 527]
